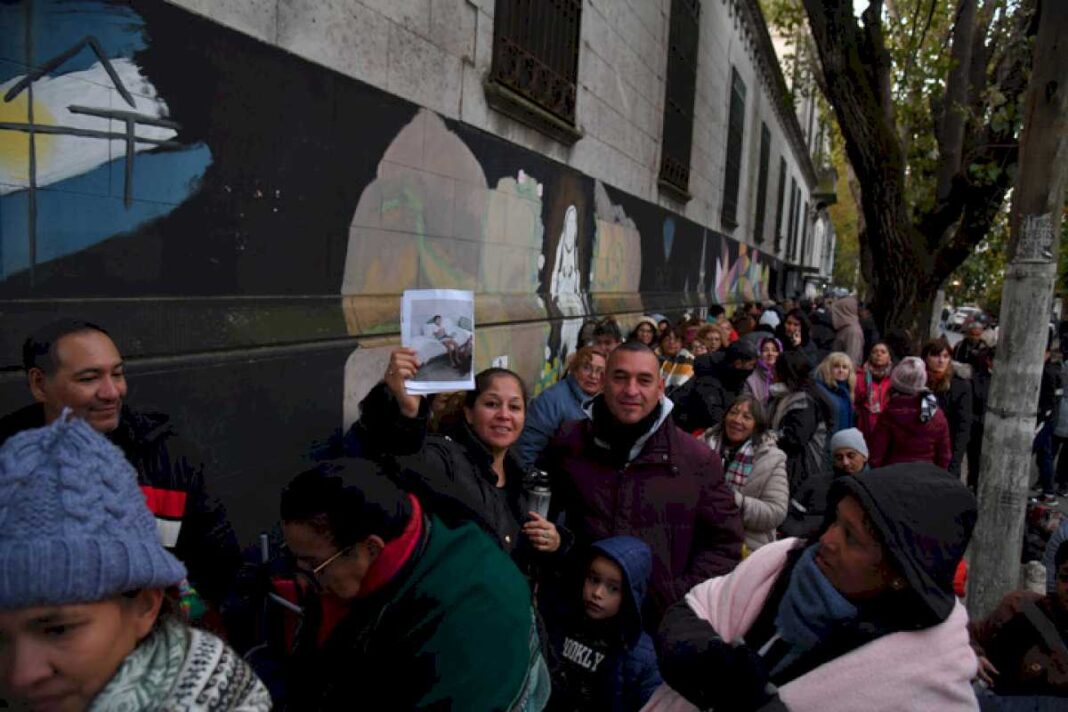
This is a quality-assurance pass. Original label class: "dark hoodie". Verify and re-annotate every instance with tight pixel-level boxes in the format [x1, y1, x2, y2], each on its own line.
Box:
[671, 348, 755, 432]
[543, 536, 662, 712]
[868, 391, 952, 470]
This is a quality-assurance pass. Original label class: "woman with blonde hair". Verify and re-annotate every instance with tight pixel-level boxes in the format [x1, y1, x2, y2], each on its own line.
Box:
[816, 352, 857, 435]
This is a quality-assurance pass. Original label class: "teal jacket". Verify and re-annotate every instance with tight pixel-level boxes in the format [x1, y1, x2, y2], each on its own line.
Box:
[287, 513, 548, 710]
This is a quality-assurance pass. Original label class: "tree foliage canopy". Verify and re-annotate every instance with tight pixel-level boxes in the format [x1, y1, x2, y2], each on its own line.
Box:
[763, 0, 1038, 333]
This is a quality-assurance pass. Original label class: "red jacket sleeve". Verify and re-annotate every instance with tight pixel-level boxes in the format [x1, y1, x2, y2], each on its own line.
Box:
[868, 416, 890, 468]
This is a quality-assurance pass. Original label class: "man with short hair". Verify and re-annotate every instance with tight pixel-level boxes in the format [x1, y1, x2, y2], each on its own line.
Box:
[540, 341, 743, 626]
[0, 319, 241, 611]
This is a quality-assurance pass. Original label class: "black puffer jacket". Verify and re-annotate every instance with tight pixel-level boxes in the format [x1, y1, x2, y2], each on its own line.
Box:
[354, 383, 556, 561]
[671, 353, 751, 432]
[0, 403, 241, 605]
[932, 374, 972, 479]
[771, 388, 832, 539]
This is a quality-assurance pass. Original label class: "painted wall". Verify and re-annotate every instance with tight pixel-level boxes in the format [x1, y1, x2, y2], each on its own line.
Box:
[0, 0, 789, 541]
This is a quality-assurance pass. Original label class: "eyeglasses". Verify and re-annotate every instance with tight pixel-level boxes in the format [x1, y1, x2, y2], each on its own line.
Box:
[310, 545, 354, 578]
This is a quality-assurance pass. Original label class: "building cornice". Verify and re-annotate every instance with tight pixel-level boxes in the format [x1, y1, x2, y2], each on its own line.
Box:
[729, 0, 820, 189]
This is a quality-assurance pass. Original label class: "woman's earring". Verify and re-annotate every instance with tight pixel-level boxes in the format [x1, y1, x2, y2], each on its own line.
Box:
[891, 578, 906, 591]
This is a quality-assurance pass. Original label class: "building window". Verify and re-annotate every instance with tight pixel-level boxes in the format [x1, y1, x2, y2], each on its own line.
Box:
[753, 124, 771, 244]
[485, 0, 583, 144]
[774, 157, 787, 253]
[657, 0, 701, 202]
[787, 178, 798, 261]
[800, 201, 810, 264]
[721, 67, 746, 228]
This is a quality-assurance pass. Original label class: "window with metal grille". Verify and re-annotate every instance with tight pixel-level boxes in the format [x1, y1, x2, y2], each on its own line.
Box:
[657, 0, 701, 201]
[720, 67, 747, 228]
[753, 123, 771, 243]
[486, 0, 583, 144]
[774, 157, 787, 253]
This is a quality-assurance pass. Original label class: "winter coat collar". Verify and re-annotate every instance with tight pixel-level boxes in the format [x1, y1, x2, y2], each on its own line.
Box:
[582, 394, 675, 464]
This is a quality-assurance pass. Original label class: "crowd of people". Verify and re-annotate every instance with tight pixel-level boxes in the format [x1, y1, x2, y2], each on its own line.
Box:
[1, 299, 1066, 710]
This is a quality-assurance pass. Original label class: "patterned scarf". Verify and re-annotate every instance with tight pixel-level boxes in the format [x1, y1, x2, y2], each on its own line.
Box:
[90, 618, 270, 711]
[708, 432, 756, 490]
[864, 366, 889, 415]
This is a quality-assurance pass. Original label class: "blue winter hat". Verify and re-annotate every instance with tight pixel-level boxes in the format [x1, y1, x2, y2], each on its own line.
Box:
[0, 415, 187, 609]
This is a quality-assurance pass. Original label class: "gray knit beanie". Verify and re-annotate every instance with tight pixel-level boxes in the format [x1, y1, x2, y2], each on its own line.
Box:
[0, 415, 186, 609]
[830, 427, 869, 459]
[891, 356, 928, 395]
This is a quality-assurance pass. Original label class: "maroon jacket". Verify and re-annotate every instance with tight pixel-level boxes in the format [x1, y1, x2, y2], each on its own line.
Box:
[868, 392, 953, 470]
[540, 404, 743, 622]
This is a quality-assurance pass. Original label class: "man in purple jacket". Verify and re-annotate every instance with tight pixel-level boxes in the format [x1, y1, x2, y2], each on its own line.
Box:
[541, 341, 743, 628]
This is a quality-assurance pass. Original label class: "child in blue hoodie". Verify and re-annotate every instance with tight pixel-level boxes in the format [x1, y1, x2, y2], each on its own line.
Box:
[542, 536, 662, 712]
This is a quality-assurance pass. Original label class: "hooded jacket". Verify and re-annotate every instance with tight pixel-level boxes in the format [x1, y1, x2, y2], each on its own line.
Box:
[670, 352, 752, 432]
[646, 464, 979, 712]
[514, 374, 591, 470]
[829, 297, 865, 366]
[540, 395, 743, 625]
[0, 403, 240, 607]
[544, 536, 663, 712]
[868, 392, 952, 470]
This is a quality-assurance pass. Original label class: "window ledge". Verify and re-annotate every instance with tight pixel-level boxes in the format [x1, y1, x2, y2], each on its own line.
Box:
[483, 79, 583, 146]
[657, 177, 692, 204]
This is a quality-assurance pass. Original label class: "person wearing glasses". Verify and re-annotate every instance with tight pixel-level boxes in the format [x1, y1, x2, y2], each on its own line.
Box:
[277, 459, 549, 710]
[514, 346, 606, 470]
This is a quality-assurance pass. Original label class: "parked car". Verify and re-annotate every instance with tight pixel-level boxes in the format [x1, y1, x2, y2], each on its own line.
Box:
[947, 306, 982, 331]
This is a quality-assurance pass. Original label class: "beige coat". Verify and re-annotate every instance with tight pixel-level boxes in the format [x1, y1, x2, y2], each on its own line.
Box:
[700, 431, 788, 552]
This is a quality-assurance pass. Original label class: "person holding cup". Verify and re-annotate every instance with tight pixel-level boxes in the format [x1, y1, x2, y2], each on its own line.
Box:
[352, 348, 565, 568]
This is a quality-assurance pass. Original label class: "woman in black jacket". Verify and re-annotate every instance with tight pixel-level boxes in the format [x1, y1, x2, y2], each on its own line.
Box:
[775, 309, 818, 368]
[353, 347, 562, 563]
[922, 338, 972, 479]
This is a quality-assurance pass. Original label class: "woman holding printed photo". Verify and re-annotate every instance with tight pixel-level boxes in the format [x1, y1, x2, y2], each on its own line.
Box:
[352, 348, 566, 573]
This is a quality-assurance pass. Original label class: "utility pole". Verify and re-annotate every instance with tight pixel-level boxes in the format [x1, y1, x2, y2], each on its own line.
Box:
[968, 0, 1068, 619]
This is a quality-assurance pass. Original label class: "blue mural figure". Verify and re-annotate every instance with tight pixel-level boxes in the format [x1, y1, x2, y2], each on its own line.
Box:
[0, 0, 211, 282]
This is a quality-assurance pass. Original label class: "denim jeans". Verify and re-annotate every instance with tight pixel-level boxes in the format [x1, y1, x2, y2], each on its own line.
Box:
[1033, 418, 1058, 494]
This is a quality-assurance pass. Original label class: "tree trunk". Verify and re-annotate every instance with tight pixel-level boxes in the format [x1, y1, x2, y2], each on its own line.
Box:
[967, 0, 1068, 620]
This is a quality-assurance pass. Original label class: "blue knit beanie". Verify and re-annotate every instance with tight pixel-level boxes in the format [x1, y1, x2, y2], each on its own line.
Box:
[0, 415, 186, 609]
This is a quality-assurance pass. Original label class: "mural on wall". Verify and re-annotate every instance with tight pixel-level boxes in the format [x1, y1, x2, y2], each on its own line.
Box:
[0, 0, 796, 443]
[0, 0, 211, 281]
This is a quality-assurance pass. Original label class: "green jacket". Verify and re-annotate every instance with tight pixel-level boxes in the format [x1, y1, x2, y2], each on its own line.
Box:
[286, 513, 547, 710]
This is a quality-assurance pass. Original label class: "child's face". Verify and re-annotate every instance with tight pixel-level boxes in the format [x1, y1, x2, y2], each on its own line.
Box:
[583, 556, 624, 621]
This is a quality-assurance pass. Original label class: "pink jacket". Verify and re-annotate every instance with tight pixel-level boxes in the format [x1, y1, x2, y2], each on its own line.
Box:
[641, 538, 978, 712]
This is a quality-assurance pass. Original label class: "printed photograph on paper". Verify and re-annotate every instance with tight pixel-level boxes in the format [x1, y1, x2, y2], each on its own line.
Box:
[401, 289, 475, 393]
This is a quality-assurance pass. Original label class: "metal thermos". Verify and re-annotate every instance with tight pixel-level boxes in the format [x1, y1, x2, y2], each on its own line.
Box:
[525, 468, 552, 519]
